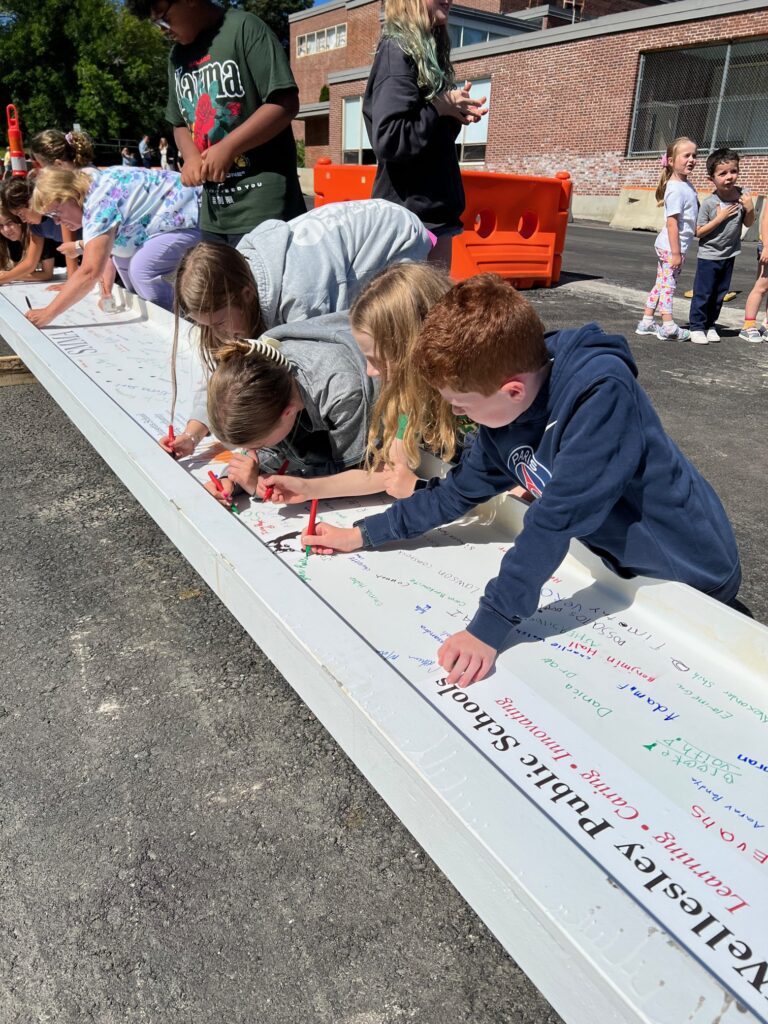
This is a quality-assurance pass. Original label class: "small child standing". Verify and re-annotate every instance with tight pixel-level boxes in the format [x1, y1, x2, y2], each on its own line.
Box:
[636, 137, 698, 342]
[689, 148, 754, 345]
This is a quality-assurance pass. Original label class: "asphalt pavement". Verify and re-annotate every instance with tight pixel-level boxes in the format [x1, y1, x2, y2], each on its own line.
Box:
[0, 221, 765, 1024]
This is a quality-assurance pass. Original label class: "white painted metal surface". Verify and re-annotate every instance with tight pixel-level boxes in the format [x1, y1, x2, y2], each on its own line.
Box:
[1, 283, 766, 1024]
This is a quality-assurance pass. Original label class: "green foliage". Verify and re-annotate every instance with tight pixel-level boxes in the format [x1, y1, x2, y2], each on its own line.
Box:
[295, 139, 305, 168]
[319, 84, 329, 103]
[227, 0, 313, 51]
[0, 0, 171, 142]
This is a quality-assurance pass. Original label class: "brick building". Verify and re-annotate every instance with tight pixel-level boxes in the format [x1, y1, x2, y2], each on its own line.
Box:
[290, 0, 768, 219]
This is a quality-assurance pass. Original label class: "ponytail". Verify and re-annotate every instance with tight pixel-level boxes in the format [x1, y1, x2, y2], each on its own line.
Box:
[206, 337, 295, 447]
[656, 136, 695, 205]
[30, 128, 95, 168]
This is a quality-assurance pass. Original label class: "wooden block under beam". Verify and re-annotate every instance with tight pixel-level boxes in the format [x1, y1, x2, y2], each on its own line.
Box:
[0, 354, 37, 386]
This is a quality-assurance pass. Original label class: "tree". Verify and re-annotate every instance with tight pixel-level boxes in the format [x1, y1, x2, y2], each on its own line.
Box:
[228, 0, 313, 51]
[0, 0, 171, 143]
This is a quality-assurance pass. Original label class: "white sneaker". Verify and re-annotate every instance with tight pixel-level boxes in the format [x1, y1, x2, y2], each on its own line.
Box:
[739, 327, 763, 343]
[635, 319, 658, 336]
[706, 328, 721, 343]
[657, 324, 691, 342]
[690, 330, 709, 345]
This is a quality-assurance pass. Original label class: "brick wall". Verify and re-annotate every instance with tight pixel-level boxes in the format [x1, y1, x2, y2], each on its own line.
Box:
[454, 9, 768, 196]
[290, 3, 380, 109]
[322, 9, 768, 197]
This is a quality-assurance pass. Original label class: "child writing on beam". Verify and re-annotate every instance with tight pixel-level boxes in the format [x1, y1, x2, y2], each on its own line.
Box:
[303, 274, 742, 687]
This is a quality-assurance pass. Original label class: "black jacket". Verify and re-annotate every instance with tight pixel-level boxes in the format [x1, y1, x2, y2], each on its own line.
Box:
[363, 38, 464, 231]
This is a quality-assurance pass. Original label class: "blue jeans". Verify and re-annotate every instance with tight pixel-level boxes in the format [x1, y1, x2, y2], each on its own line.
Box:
[689, 257, 735, 331]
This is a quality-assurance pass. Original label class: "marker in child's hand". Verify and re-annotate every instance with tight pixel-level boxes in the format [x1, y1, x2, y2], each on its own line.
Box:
[25, 296, 32, 309]
[167, 423, 179, 459]
[263, 458, 289, 502]
[305, 498, 319, 556]
[208, 469, 238, 514]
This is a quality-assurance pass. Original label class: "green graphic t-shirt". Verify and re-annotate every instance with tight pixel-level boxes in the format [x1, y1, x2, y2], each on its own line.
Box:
[166, 9, 304, 235]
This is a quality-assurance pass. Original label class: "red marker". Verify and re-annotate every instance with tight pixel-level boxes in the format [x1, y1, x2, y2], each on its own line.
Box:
[167, 423, 175, 443]
[207, 469, 226, 495]
[305, 498, 319, 556]
[263, 458, 289, 502]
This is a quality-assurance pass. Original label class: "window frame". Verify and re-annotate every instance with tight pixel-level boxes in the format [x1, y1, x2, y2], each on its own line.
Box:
[296, 22, 348, 59]
[627, 39, 768, 157]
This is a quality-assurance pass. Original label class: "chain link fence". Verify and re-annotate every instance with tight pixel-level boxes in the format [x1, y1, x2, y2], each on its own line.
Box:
[628, 38, 768, 156]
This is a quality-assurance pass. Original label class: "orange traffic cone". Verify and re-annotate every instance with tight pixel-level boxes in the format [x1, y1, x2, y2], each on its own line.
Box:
[6, 104, 27, 178]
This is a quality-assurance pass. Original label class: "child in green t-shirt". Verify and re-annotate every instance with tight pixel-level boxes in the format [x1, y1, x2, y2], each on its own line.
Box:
[127, 0, 305, 244]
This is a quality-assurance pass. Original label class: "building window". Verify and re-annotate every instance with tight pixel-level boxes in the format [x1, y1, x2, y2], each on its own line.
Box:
[449, 23, 494, 47]
[456, 77, 491, 163]
[342, 96, 374, 164]
[297, 23, 347, 58]
[629, 39, 768, 156]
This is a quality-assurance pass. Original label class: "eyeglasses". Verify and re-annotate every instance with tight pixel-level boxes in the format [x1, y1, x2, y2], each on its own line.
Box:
[151, 0, 175, 28]
[47, 209, 62, 223]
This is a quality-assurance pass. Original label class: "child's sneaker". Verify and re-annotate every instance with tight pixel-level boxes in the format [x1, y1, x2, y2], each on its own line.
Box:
[657, 323, 691, 342]
[690, 330, 708, 345]
[760, 322, 768, 340]
[739, 326, 763, 343]
[635, 319, 658, 336]
[706, 328, 721, 343]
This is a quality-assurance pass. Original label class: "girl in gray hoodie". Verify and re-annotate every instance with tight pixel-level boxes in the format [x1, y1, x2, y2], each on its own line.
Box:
[161, 198, 432, 460]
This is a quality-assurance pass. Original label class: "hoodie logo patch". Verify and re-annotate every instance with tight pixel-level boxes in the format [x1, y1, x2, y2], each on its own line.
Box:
[507, 446, 551, 498]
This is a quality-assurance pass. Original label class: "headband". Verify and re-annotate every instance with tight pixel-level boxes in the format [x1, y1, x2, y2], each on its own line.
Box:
[243, 336, 290, 367]
[65, 132, 74, 145]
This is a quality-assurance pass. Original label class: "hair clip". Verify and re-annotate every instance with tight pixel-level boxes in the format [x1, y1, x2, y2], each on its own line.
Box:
[244, 336, 290, 367]
[660, 154, 668, 168]
[65, 131, 74, 145]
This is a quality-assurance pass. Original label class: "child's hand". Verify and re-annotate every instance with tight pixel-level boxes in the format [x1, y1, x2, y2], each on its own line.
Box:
[204, 475, 235, 506]
[668, 251, 683, 270]
[262, 473, 314, 504]
[381, 464, 419, 499]
[180, 151, 204, 188]
[25, 306, 53, 328]
[158, 432, 196, 459]
[717, 203, 740, 222]
[438, 630, 497, 687]
[57, 241, 80, 257]
[741, 194, 754, 214]
[226, 449, 260, 495]
[201, 141, 234, 183]
[301, 523, 363, 555]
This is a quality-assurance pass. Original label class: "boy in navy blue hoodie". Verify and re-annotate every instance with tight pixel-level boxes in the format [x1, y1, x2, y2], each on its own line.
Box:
[303, 274, 742, 686]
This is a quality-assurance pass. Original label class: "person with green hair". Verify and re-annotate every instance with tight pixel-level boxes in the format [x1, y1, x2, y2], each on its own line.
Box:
[363, 0, 487, 267]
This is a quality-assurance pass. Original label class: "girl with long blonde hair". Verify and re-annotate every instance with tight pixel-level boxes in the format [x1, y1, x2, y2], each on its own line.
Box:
[263, 262, 461, 505]
[362, 0, 488, 267]
[636, 136, 698, 341]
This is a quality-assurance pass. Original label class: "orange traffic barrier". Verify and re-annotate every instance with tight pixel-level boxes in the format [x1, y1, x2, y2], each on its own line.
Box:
[314, 158, 377, 205]
[452, 169, 572, 288]
[6, 104, 27, 178]
[312, 160, 573, 288]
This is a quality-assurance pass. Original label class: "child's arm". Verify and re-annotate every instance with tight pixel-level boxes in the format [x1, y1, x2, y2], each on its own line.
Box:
[173, 126, 204, 188]
[666, 215, 683, 268]
[201, 90, 299, 183]
[25, 230, 116, 328]
[741, 193, 755, 228]
[60, 226, 81, 278]
[0, 233, 50, 284]
[264, 462, 420, 505]
[695, 203, 740, 238]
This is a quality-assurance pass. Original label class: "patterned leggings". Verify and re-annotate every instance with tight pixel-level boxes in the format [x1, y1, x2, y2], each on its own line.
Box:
[645, 249, 685, 316]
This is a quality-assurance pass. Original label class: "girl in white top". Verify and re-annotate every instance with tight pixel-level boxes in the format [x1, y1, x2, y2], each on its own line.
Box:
[636, 137, 698, 342]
